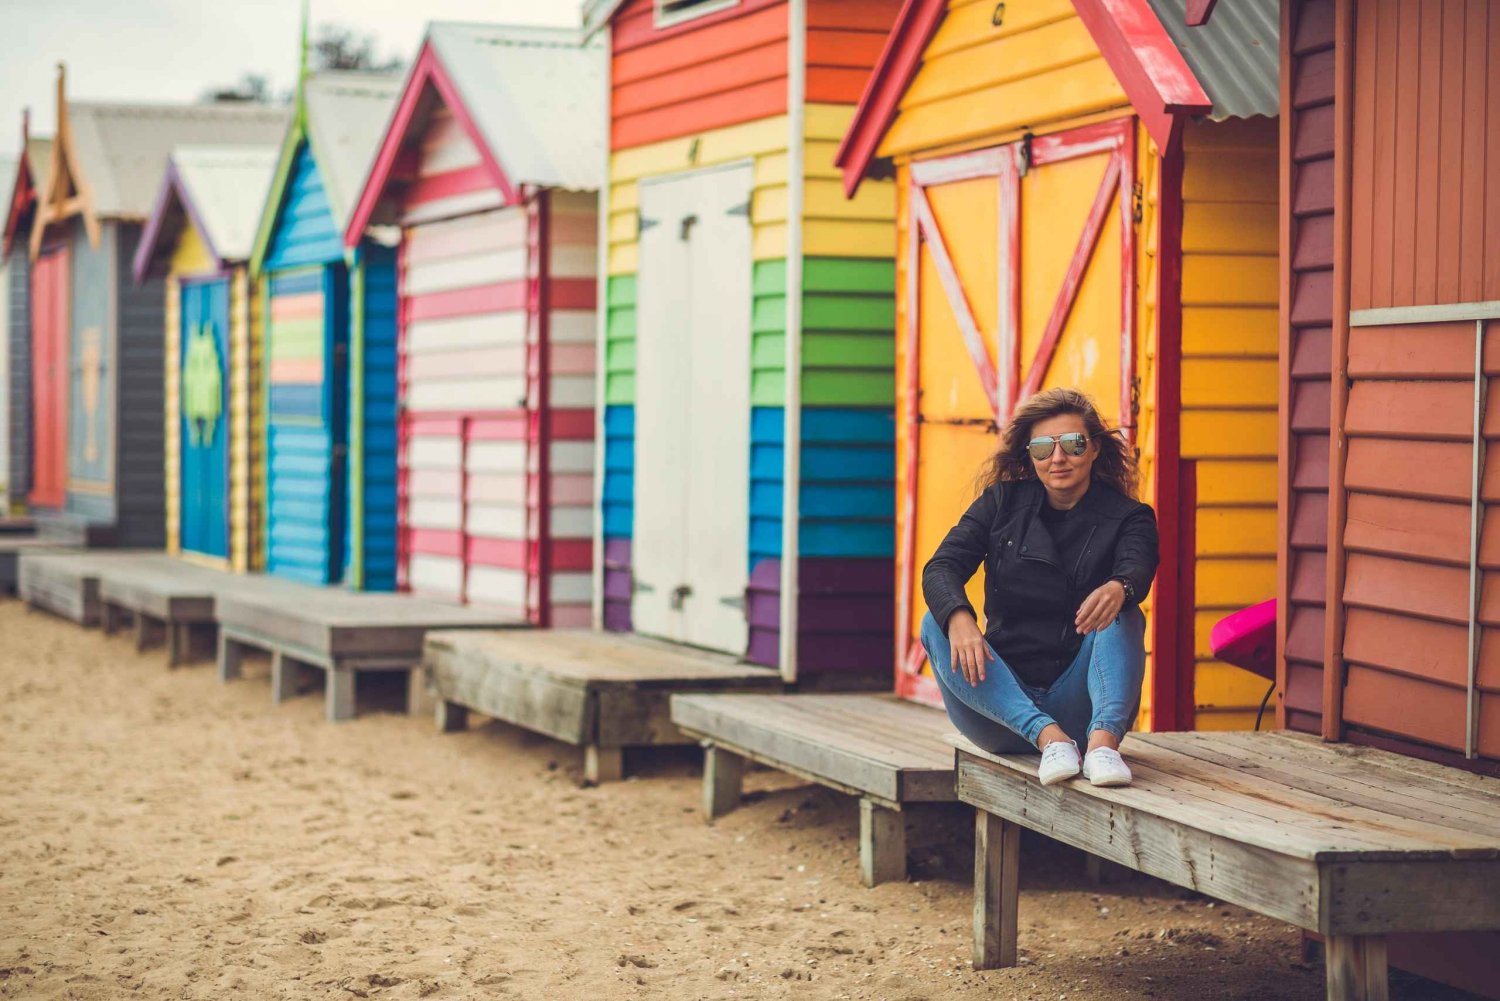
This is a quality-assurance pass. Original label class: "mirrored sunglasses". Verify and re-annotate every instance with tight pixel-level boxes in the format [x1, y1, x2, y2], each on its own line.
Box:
[1027, 432, 1091, 461]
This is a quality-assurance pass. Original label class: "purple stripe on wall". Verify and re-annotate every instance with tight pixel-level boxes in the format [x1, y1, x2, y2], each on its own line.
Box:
[604, 539, 632, 633]
[746, 557, 895, 680]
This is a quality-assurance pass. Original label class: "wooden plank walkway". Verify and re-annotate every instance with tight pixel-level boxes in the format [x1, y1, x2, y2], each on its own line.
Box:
[0, 538, 74, 595]
[425, 630, 782, 784]
[0, 516, 34, 535]
[955, 729, 1500, 1000]
[671, 693, 956, 886]
[95, 557, 262, 666]
[217, 585, 524, 723]
[17, 550, 155, 624]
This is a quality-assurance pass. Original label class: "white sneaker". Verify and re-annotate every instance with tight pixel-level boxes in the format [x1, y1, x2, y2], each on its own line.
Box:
[1037, 740, 1082, 785]
[1082, 746, 1133, 787]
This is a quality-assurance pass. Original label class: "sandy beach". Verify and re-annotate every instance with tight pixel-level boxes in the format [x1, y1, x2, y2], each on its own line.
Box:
[0, 599, 1478, 1001]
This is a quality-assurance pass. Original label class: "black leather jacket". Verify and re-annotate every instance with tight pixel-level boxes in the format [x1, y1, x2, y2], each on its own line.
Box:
[921, 477, 1158, 688]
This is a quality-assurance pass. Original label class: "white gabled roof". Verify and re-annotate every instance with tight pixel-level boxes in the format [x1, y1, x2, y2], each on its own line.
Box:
[172, 145, 279, 262]
[66, 101, 288, 219]
[427, 22, 604, 193]
[302, 72, 403, 233]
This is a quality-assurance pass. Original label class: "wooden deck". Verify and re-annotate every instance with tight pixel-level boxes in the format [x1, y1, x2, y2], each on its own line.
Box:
[17, 550, 153, 624]
[670, 693, 957, 885]
[955, 729, 1500, 1000]
[425, 630, 782, 784]
[0, 537, 73, 595]
[96, 557, 251, 665]
[0, 516, 34, 535]
[216, 585, 524, 723]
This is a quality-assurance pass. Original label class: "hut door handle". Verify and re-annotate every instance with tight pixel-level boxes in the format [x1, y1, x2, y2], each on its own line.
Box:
[670, 584, 693, 610]
[679, 215, 698, 240]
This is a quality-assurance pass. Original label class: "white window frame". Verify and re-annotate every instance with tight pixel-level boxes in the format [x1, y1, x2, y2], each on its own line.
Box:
[654, 0, 739, 29]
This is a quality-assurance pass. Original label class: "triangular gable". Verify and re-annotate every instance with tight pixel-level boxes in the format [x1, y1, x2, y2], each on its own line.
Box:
[344, 37, 518, 246]
[29, 66, 102, 259]
[131, 161, 220, 284]
[248, 113, 312, 276]
[2, 135, 49, 259]
[835, 0, 1212, 196]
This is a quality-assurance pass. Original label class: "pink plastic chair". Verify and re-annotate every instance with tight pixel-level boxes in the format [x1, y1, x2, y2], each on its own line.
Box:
[1209, 598, 1277, 682]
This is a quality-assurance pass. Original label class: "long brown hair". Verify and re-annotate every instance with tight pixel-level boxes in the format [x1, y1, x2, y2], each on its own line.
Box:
[979, 387, 1138, 499]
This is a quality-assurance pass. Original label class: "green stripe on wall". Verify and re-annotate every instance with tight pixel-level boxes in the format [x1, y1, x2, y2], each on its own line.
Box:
[799, 257, 896, 407]
[605, 274, 636, 405]
[751, 260, 787, 407]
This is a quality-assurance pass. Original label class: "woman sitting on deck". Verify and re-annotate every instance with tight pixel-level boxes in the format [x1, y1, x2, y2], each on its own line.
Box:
[920, 388, 1159, 788]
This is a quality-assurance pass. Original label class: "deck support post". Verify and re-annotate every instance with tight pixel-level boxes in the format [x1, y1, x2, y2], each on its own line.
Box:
[133, 613, 159, 653]
[584, 745, 623, 785]
[101, 602, 122, 635]
[973, 809, 1020, 969]
[1325, 934, 1388, 1001]
[217, 633, 244, 682]
[1086, 855, 1131, 884]
[407, 668, 434, 718]
[271, 652, 304, 704]
[702, 744, 745, 822]
[436, 700, 469, 733]
[167, 623, 188, 668]
[326, 670, 356, 722]
[859, 798, 906, 887]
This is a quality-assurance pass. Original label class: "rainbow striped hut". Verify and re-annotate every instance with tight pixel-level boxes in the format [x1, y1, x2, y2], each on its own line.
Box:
[249, 72, 400, 588]
[583, 0, 903, 684]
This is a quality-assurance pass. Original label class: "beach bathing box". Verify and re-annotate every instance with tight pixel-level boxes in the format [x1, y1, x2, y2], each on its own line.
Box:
[249, 72, 401, 588]
[583, 0, 905, 683]
[1279, 0, 1500, 769]
[345, 24, 603, 625]
[838, 0, 1280, 729]
[2, 129, 51, 513]
[1274, 0, 1500, 992]
[23, 70, 285, 545]
[132, 144, 282, 571]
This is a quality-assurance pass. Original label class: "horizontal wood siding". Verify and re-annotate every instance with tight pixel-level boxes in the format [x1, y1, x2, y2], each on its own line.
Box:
[805, 0, 904, 104]
[1337, 319, 1485, 754]
[545, 190, 599, 628]
[1280, 0, 1337, 735]
[1348, 0, 1500, 310]
[114, 223, 166, 547]
[7, 248, 31, 507]
[611, 0, 788, 151]
[359, 247, 399, 590]
[879, 0, 1129, 162]
[1180, 118, 1280, 730]
[265, 143, 344, 272]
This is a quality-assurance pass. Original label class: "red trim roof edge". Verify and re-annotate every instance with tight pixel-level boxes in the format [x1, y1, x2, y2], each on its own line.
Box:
[2, 153, 36, 259]
[834, 0, 945, 199]
[344, 40, 517, 249]
[836, 0, 1213, 194]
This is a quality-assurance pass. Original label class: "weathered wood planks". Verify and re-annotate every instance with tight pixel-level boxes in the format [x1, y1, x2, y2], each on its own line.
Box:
[955, 729, 1500, 1000]
[425, 629, 781, 781]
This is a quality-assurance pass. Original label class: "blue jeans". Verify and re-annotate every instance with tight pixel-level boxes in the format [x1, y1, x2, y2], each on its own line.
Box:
[919, 607, 1146, 754]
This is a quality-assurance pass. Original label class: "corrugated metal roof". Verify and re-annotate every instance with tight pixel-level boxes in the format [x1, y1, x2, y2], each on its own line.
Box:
[427, 22, 605, 192]
[302, 72, 403, 232]
[1146, 0, 1279, 120]
[67, 102, 288, 218]
[171, 145, 279, 262]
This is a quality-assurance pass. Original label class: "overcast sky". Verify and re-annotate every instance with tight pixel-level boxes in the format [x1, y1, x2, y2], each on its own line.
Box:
[0, 0, 581, 159]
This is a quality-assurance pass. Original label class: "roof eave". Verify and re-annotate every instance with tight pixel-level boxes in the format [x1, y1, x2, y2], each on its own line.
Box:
[837, 0, 1212, 195]
[835, 0, 946, 198]
[248, 115, 306, 278]
[344, 39, 519, 249]
[2, 157, 36, 259]
[582, 0, 626, 40]
[132, 161, 226, 286]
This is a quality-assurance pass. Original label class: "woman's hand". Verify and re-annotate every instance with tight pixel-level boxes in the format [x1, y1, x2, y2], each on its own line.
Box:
[1076, 580, 1126, 634]
[946, 610, 994, 686]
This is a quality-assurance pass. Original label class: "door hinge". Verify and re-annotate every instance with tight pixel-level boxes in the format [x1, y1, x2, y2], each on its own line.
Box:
[632, 576, 654, 594]
[638, 213, 659, 233]
[720, 594, 745, 610]
[726, 201, 751, 217]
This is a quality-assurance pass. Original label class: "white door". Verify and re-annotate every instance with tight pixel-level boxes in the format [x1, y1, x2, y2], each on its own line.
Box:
[632, 161, 754, 653]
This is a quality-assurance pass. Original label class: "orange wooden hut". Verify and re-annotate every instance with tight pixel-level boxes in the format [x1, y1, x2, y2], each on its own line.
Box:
[1278, 0, 1500, 993]
[838, 0, 1280, 730]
